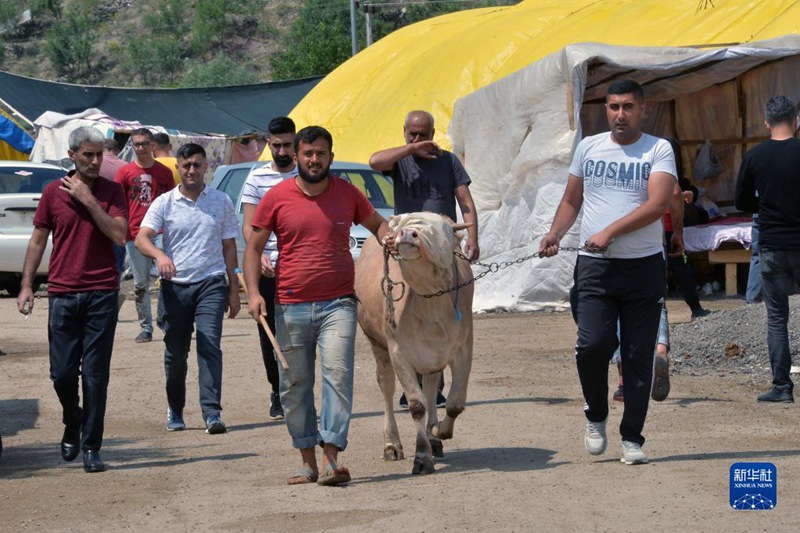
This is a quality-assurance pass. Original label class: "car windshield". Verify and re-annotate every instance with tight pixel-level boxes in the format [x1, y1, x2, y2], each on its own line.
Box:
[0, 167, 65, 194]
[333, 169, 394, 210]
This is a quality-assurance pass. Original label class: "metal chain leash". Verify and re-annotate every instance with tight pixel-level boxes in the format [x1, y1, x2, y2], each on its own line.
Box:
[418, 245, 600, 298]
[381, 243, 607, 324]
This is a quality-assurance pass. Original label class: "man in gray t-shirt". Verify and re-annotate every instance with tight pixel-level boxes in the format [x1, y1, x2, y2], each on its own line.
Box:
[539, 79, 676, 466]
[370, 110, 480, 409]
[370, 110, 479, 260]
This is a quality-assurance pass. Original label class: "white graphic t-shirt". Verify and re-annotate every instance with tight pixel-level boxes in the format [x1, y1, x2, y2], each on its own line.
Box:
[569, 132, 677, 259]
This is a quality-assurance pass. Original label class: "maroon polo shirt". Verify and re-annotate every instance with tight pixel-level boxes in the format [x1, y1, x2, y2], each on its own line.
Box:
[33, 173, 128, 293]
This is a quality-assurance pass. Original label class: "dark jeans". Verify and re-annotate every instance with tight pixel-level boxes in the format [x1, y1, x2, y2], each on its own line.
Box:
[665, 231, 702, 313]
[113, 243, 126, 279]
[48, 291, 118, 451]
[760, 249, 800, 392]
[159, 275, 228, 420]
[746, 217, 762, 303]
[570, 253, 665, 446]
[257, 275, 280, 395]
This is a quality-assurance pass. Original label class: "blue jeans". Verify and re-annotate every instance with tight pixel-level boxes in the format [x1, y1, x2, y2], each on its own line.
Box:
[126, 237, 157, 334]
[746, 217, 762, 303]
[158, 275, 228, 420]
[48, 291, 118, 451]
[275, 297, 358, 451]
[760, 249, 800, 392]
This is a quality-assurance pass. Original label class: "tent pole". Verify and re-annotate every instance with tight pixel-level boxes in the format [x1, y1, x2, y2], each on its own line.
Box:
[350, 0, 359, 56]
[366, 7, 373, 47]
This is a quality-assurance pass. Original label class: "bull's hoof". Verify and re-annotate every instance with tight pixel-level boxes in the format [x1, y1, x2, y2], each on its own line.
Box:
[430, 438, 444, 458]
[412, 456, 435, 475]
[431, 423, 453, 440]
[383, 444, 404, 461]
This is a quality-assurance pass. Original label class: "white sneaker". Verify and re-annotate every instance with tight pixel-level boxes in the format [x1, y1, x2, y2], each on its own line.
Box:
[620, 440, 648, 464]
[584, 419, 607, 455]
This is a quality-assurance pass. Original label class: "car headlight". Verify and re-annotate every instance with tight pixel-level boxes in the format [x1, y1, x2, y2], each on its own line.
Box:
[349, 236, 358, 251]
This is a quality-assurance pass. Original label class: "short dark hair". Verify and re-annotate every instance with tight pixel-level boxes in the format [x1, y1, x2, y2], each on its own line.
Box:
[153, 132, 171, 147]
[176, 143, 206, 160]
[606, 79, 644, 102]
[103, 138, 120, 152]
[293, 126, 333, 153]
[765, 96, 798, 126]
[268, 116, 296, 136]
[130, 127, 155, 140]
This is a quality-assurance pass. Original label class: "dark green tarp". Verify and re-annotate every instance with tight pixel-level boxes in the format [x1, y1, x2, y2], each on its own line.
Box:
[0, 70, 321, 135]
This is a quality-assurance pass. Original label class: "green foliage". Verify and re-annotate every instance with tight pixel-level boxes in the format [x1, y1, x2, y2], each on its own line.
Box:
[142, 0, 188, 35]
[31, 0, 62, 20]
[270, 0, 352, 80]
[44, 12, 94, 80]
[118, 34, 184, 86]
[181, 53, 259, 88]
[190, 0, 246, 54]
[271, 0, 519, 81]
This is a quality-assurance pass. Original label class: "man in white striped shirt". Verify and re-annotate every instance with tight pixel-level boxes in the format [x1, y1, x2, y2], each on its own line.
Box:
[241, 116, 298, 421]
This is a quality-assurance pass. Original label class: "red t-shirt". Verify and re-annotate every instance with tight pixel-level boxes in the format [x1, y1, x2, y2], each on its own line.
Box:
[34, 174, 128, 293]
[114, 160, 175, 241]
[253, 176, 376, 303]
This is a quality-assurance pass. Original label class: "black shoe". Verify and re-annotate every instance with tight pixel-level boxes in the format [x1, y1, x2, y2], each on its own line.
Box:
[398, 393, 409, 409]
[436, 391, 447, 408]
[269, 392, 284, 421]
[60, 425, 80, 462]
[135, 331, 152, 343]
[83, 450, 106, 473]
[691, 308, 711, 320]
[757, 388, 794, 403]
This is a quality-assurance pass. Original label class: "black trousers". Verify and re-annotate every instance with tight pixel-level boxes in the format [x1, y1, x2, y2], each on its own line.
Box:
[665, 231, 703, 313]
[257, 275, 280, 395]
[570, 253, 665, 446]
[48, 291, 118, 451]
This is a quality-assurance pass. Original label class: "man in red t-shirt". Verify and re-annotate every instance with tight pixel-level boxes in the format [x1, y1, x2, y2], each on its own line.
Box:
[17, 126, 128, 473]
[115, 128, 175, 343]
[244, 126, 389, 487]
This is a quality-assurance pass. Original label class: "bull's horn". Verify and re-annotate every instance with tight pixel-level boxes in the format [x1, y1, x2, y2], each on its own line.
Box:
[451, 222, 473, 232]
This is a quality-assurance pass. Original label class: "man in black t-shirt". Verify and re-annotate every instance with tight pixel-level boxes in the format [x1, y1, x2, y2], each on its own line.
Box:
[735, 95, 800, 403]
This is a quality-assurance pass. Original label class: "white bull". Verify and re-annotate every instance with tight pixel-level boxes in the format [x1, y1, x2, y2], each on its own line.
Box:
[354, 212, 474, 475]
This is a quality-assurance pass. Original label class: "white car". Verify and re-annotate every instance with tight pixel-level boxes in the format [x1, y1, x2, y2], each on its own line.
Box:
[211, 161, 395, 263]
[0, 161, 65, 295]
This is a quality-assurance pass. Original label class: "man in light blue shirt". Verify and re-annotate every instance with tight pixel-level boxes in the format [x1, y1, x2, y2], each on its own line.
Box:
[136, 143, 240, 435]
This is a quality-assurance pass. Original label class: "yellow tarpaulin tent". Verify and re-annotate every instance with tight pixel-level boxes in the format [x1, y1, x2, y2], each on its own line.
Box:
[286, 0, 800, 164]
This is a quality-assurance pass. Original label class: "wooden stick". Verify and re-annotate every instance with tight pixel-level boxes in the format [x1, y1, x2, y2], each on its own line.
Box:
[235, 269, 289, 371]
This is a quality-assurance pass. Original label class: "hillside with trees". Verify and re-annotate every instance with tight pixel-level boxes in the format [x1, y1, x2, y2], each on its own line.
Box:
[0, 0, 518, 88]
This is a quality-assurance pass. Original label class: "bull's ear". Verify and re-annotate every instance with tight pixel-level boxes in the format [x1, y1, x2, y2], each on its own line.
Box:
[451, 222, 473, 232]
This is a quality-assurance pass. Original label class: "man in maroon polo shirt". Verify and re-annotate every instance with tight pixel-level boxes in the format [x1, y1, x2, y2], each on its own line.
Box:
[18, 126, 128, 473]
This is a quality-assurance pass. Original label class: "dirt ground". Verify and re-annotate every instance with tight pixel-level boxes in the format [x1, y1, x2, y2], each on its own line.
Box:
[1, 292, 799, 532]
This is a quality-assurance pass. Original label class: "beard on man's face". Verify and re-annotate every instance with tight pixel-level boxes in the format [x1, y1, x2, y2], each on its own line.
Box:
[298, 162, 330, 184]
[273, 154, 294, 168]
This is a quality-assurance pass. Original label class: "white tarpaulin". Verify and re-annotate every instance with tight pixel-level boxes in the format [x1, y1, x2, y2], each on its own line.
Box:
[449, 36, 800, 312]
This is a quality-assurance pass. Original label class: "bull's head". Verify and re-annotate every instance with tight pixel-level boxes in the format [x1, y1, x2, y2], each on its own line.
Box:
[388, 212, 470, 269]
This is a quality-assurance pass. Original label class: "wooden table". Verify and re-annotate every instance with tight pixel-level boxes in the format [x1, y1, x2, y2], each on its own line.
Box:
[707, 246, 752, 296]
